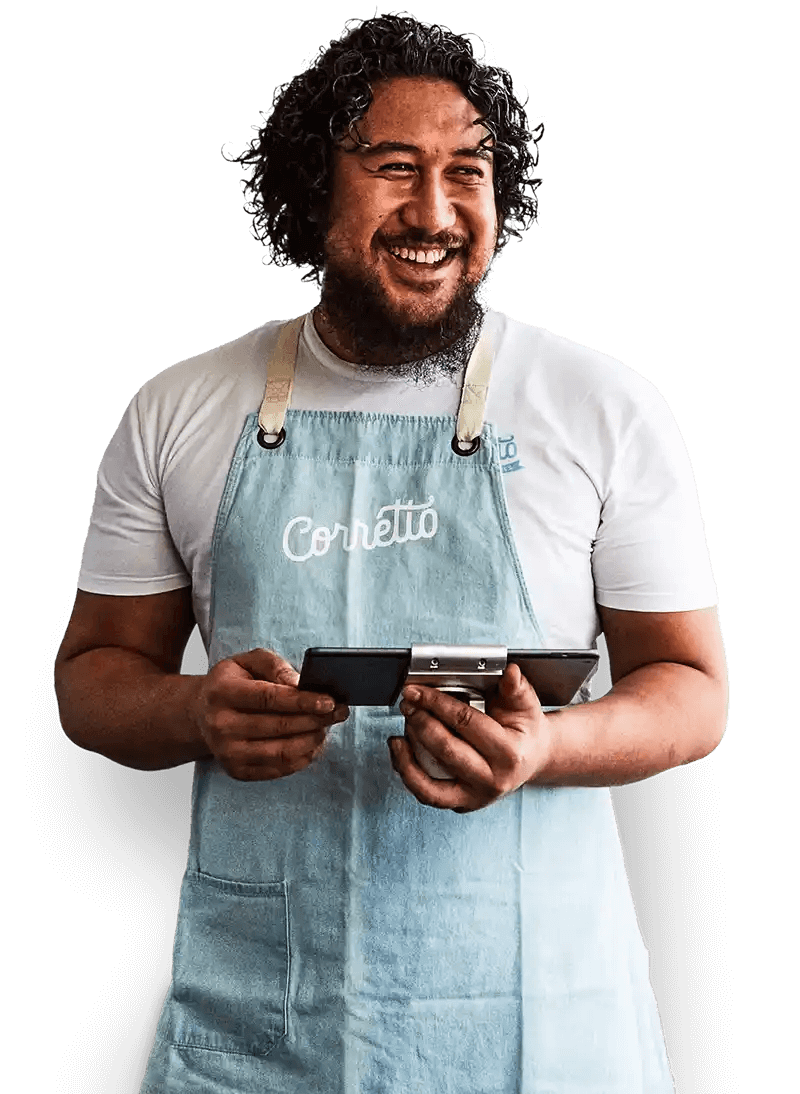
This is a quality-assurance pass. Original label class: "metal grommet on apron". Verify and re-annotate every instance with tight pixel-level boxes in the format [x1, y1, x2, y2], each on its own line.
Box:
[256, 427, 286, 449]
[257, 314, 492, 458]
[141, 313, 674, 1094]
[451, 435, 480, 456]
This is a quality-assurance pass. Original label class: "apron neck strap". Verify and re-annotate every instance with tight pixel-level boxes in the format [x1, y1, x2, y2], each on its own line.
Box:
[257, 314, 494, 454]
[452, 324, 493, 455]
[257, 315, 305, 444]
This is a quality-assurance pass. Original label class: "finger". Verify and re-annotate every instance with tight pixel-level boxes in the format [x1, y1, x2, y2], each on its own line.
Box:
[231, 648, 300, 687]
[494, 663, 541, 714]
[225, 730, 328, 783]
[212, 708, 343, 741]
[218, 674, 342, 717]
[224, 726, 328, 766]
[387, 736, 481, 812]
[400, 703, 495, 789]
[487, 666, 543, 733]
[401, 685, 511, 766]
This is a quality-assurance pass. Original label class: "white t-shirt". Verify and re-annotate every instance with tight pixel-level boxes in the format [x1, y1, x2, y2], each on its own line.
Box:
[79, 310, 717, 653]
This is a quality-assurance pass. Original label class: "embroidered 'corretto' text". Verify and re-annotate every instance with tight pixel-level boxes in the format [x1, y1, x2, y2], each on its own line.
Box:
[282, 496, 439, 563]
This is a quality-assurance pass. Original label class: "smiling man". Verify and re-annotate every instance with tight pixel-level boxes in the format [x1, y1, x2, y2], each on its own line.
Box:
[316, 77, 498, 364]
[55, 14, 726, 1094]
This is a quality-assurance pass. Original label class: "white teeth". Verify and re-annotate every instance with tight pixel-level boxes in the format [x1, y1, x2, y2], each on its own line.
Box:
[389, 246, 450, 264]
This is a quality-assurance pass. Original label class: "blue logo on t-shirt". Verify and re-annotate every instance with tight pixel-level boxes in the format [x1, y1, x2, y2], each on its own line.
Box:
[498, 434, 523, 473]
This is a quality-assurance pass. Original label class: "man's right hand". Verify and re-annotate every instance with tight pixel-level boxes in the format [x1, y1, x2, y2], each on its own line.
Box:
[55, 590, 349, 775]
[193, 648, 349, 781]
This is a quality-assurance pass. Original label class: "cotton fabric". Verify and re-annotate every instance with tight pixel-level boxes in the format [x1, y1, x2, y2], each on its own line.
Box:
[78, 311, 717, 654]
[139, 324, 674, 1090]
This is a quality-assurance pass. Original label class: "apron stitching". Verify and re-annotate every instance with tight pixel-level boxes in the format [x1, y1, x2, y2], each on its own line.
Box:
[149, 316, 670, 1090]
[283, 879, 292, 1040]
[486, 436, 545, 647]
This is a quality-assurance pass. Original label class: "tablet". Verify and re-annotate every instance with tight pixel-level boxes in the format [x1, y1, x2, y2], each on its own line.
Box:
[298, 646, 599, 707]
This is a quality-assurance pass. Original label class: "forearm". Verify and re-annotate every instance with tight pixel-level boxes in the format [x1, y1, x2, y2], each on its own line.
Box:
[534, 661, 727, 786]
[56, 647, 212, 770]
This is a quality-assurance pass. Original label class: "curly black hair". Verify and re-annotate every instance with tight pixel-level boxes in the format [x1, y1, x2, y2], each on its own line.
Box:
[231, 13, 543, 281]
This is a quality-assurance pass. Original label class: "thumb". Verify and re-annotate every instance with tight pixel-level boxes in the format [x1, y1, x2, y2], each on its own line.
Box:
[496, 663, 540, 713]
[232, 648, 300, 686]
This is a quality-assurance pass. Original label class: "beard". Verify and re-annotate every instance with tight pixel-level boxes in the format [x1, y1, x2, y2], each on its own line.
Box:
[316, 255, 487, 384]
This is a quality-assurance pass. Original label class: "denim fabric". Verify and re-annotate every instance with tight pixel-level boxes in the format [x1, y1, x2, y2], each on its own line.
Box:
[141, 408, 673, 1093]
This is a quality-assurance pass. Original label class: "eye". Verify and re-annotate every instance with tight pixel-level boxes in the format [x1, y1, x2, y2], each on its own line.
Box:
[379, 161, 415, 173]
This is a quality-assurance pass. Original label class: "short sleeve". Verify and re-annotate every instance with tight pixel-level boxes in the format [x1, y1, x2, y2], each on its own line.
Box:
[78, 393, 191, 595]
[591, 388, 717, 612]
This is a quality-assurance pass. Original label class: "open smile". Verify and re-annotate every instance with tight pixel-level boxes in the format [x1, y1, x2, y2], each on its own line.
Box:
[383, 243, 462, 275]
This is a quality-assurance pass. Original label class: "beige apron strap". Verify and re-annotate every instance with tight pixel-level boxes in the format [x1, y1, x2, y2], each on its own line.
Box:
[257, 315, 305, 443]
[453, 324, 494, 455]
[257, 314, 494, 454]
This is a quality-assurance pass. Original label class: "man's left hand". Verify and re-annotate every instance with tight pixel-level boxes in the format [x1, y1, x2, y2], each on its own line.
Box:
[388, 664, 551, 812]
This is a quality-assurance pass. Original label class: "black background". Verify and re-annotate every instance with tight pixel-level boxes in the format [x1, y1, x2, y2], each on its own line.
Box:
[48, 10, 739, 1094]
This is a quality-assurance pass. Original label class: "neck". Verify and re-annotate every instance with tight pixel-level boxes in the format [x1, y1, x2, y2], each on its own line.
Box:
[312, 306, 362, 363]
[311, 300, 485, 386]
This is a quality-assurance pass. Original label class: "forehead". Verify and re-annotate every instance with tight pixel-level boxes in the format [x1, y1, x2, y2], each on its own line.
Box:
[352, 76, 490, 150]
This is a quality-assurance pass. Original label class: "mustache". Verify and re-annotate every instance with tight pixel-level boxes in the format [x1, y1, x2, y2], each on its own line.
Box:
[378, 231, 467, 250]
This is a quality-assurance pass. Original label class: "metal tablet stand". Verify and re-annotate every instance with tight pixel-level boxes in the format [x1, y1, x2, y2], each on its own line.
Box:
[405, 645, 508, 779]
[406, 644, 508, 712]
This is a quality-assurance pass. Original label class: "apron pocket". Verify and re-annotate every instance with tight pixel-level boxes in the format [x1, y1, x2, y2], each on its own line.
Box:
[163, 870, 290, 1057]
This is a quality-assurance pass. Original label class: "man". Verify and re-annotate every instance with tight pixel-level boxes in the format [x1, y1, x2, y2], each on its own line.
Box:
[55, 14, 726, 1093]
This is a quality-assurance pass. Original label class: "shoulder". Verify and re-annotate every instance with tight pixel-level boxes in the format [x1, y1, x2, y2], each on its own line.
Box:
[134, 319, 286, 420]
[115, 319, 293, 489]
[487, 310, 672, 442]
[491, 311, 659, 401]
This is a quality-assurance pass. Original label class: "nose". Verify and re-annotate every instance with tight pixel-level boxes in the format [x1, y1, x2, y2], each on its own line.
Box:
[400, 171, 457, 236]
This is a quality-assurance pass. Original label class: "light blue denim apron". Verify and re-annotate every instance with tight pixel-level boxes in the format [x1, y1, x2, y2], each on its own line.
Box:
[141, 316, 673, 1093]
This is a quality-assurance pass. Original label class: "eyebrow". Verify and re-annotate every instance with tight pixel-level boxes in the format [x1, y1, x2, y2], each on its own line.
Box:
[354, 140, 494, 162]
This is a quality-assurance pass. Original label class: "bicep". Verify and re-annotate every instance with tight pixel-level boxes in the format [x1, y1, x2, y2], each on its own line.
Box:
[56, 587, 196, 676]
[597, 604, 727, 688]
